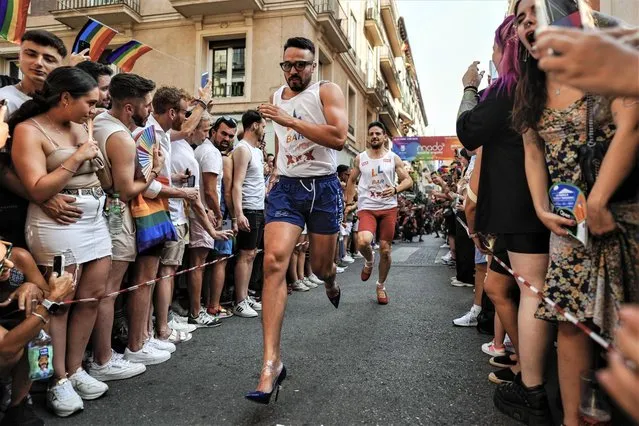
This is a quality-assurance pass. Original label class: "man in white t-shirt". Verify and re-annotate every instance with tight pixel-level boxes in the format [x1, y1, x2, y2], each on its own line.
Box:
[192, 116, 238, 320]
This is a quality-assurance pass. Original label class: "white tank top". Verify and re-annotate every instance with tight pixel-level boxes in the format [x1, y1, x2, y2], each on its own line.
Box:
[272, 81, 337, 177]
[94, 111, 131, 189]
[357, 150, 398, 211]
[234, 139, 265, 210]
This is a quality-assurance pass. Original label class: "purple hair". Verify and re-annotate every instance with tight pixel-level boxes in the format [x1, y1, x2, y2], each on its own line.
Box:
[481, 15, 520, 101]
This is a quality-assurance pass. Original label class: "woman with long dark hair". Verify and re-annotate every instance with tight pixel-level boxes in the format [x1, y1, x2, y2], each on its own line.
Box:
[456, 14, 551, 403]
[501, 1, 639, 425]
[10, 66, 112, 417]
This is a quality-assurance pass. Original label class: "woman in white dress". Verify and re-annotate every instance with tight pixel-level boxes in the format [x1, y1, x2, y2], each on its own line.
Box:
[10, 66, 112, 417]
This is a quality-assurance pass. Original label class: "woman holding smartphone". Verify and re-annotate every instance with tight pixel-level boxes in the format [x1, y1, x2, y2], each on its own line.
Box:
[499, 1, 639, 425]
[9, 67, 112, 417]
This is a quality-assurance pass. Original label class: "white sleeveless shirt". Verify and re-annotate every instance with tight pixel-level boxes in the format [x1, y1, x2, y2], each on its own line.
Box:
[272, 81, 337, 177]
[357, 150, 398, 211]
[234, 139, 265, 210]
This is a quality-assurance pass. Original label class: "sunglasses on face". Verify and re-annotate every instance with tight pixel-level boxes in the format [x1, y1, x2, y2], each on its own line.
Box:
[0, 241, 13, 276]
[279, 61, 314, 72]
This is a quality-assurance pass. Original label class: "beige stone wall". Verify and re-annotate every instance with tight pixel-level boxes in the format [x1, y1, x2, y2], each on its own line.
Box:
[600, 0, 639, 25]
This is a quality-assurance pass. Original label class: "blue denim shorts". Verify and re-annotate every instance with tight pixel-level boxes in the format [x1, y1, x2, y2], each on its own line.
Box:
[265, 174, 343, 235]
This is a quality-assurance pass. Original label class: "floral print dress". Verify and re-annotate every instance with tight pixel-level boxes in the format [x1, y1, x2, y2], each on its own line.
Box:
[534, 96, 639, 338]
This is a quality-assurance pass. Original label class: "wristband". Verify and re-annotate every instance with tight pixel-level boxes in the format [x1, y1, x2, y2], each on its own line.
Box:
[469, 233, 478, 238]
[394, 187, 398, 195]
[195, 99, 207, 109]
[150, 171, 159, 179]
[32, 312, 49, 325]
[464, 85, 478, 92]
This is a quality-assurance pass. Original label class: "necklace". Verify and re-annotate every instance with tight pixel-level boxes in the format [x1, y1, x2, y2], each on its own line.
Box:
[44, 113, 68, 141]
[554, 85, 562, 96]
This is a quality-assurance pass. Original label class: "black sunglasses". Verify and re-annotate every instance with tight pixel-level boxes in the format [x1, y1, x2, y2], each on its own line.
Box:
[279, 61, 314, 72]
[214, 116, 238, 129]
[0, 240, 13, 276]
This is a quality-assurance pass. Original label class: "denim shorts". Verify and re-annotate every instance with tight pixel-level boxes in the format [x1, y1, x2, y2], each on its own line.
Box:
[265, 174, 343, 235]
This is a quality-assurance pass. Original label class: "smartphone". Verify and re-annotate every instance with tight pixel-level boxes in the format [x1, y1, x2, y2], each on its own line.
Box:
[489, 60, 498, 81]
[536, 0, 592, 31]
[77, 39, 91, 54]
[201, 72, 209, 88]
[186, 175, 196, 188]
[53, 254, 65, 277]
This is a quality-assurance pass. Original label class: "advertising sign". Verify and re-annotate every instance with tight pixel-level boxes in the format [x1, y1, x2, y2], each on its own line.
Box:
[392, 136, 463, 162]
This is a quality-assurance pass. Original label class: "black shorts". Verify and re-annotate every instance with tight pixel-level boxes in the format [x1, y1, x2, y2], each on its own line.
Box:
[502, 232, 550, 254]
[445, 212, 456, 236]
[237, 210, 264, 251]
[489, 236, 512, 276]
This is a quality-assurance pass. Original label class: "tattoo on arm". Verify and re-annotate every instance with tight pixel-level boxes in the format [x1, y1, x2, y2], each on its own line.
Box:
[457, 90, 479, 118]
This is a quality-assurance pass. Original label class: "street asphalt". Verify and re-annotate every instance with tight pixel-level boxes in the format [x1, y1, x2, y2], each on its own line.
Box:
[32, 235, 520, 425]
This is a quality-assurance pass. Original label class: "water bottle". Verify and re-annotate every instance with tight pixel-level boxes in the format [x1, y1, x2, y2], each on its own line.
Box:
[108, 193, 123, 235]
[28, 330, 54, 381]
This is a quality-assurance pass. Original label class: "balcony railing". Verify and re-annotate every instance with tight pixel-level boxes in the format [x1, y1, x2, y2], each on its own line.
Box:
[56, 0, 140, 13]
[312, 0, 350, 53]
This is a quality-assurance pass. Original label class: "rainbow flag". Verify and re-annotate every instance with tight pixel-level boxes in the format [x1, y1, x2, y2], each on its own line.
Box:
[0, 0, 31, 44]
[105, 40, 152, 73]
[72, 18, 117, 62]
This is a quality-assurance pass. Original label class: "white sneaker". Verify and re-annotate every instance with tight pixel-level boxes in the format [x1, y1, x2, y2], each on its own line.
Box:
[373, 244, 380, 250]
[451, 279, 473, 288]
[440, 243, 450, 249]
[247, 296, 262, 311]
[147, 337, 176, 354]
[291, 280, 310, 291]
[47, 378, 83, 417]
[336, 266, 346, 274]
[481, 340, 507, 357]
[124, 343, 171, 366]
[307, 273, 324, 285]
[168, 318, 197, 333]
[342, 255, 355, 263]
[352, 252, 364, 259]
[188, 309, 221, 328]
[169, 312, 189, 324]
[302, 277, 318, 289]
[452, 307, 481, 327]
[233, 299, 258, 318]
[68, 367, 109, 400]
[88, 350, 146, 382]
[441, 251, 453, 262]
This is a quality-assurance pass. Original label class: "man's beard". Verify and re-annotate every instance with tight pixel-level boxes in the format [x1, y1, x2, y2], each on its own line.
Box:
[132, 111, 148, 128]
[287, 76, 310, 92]
[171, 117, 184, 132]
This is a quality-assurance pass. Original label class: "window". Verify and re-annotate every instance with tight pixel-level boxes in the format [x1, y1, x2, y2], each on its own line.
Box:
[347, 86, 356, 136]
[317, 49, 331, 81]
[209, 39, 246, 98]
[367, 45, 375, 87]
[97, 49, 121, 75]
[348, 12, 357, 50]
[7, 59, 21, 80]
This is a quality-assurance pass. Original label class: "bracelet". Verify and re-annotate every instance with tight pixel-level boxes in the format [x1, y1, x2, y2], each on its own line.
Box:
[194, 99, 207, 109]
[60, 164, 77, 174]
[150, 171, 159, 179]
[464, 85, 478, 92]
[32, 312, 49, 325]
[469, 233, 478, 238]
[394, 187, 398, 195]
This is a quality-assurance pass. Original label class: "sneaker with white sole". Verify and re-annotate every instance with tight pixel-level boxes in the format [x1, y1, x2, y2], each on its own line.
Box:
[336, 266, 346, 274]
[453, 307, 481, 327]
[168, 311, 188, 324]
[247, 296, 262, 311]
[68, 368, 108, 400]
[147, 337, 176, 353]
[342, 255, 355, 263]
[88, 351, 146, 382]
[291, 280, 310, 291]
[307, 273, 324, 285]
[352, 252, 363, 259]
[451, 279, 474, 288]
[47, 379, 83, 417]
[302, 277, 318, 289]
[188, 309, 221, 328]
[233, 299, 258, 318]
[482, 340, 507, 357]
[168, 318, 197, 333]
[124, 343, 171, 366]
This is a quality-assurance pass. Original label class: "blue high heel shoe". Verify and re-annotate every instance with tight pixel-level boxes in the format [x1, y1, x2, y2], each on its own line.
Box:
[245, 364, 287, 405]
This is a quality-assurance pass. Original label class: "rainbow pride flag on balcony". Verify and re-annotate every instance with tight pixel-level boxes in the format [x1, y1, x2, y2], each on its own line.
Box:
[72, 18, 118, 61]
[105, 40, 152, 72]
[0, 0, 31, 44]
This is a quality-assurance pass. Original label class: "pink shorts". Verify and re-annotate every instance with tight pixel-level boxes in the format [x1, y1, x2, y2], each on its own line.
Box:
[357, 208, 398, 242]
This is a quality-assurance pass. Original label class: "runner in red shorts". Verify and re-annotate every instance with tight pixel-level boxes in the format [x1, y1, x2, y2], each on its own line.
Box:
[345, 121, 413, 304]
